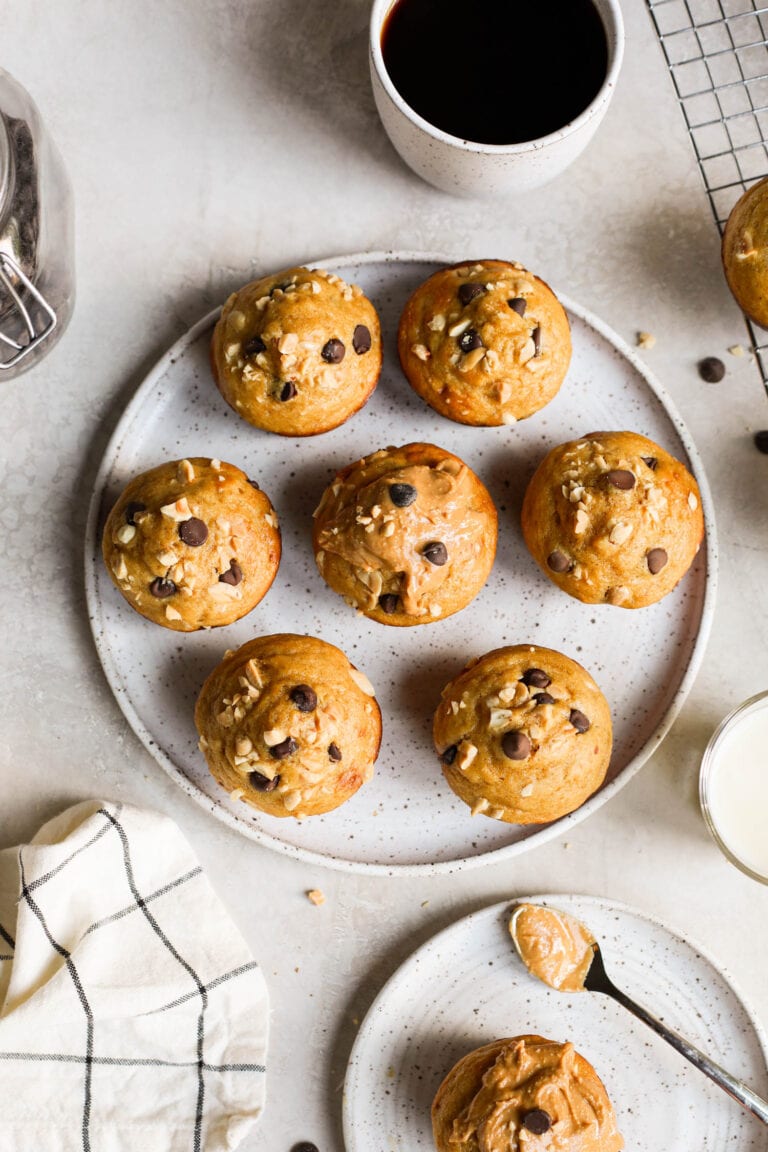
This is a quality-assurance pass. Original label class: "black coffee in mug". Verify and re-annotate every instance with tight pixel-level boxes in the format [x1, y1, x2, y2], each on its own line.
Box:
[381, 0, 609, 147]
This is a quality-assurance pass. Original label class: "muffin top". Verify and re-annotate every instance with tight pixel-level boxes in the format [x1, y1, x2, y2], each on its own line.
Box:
[722, 175, 768, 329]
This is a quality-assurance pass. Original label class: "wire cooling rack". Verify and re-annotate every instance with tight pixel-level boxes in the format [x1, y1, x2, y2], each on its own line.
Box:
[646, 0, 768, 387]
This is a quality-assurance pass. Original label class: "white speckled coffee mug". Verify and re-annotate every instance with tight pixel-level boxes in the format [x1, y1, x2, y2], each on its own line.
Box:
[369, 0, 624, 197]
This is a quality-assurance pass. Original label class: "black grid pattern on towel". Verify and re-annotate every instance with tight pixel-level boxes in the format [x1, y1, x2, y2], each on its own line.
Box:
[646, 0, 768, 390]
[0, 804, 264, 1151]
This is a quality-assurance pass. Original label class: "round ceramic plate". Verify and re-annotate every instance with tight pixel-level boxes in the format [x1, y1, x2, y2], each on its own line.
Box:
[85, 252, 717, 875]
[343, 895, 768, 1151]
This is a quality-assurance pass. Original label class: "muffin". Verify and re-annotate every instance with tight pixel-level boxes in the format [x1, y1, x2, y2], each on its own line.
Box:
[722, 176, 768, 329]
[102, 458, 281, 631]
[432, 1036, 624, 1152]
[195, 634, 381, 818]
[521, 431, 704, 608]
[434, 645, 612, 824]
[397, 259, 571, 426]
[312, 442, 498, 626]
[211, 265, 382, 435]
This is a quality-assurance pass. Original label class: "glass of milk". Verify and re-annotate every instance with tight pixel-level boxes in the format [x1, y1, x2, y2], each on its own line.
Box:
[700, 691, 768, 884]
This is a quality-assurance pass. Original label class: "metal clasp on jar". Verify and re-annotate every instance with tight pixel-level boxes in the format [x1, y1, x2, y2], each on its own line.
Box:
[0, 251, 57, 371]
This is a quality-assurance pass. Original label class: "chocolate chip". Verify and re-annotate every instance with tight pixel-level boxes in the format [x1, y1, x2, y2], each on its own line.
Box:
[248, 478, 260, 490]
[422, 541, 448, 566]
[219, 560, 243, 586]
[547, 550, 571, 573]
[378, 593, 399, 614]
[353, 324, 371, 354]
[647, 547, 668, 574]
[533, 692, 555, 705]
[641, 456, 658, 470]
[321, 338, 345, 363]
[389, 482, 417, 507]
[698, 356, 725, 383]
[569, 708, 590, 733]
[532, 325, 542, 356]
[440, 744, 458, 766]
[125, 501, 146, 525]
[754, 431, 768, 454]
[508, 297, 527, 316]
[270, 736, 299, 760]
[292, 1143, 320, 1152]
[178, 517, 208, 547]
[279, 381, 297, 402]
[328, 742, 342, 762]
[522, 1109, 551, 1135]
[606, 469, 636, 490]
[290, 684, 317, 712]
[458, 327, 483, 353]
[249, 770, 279, 792]
[458, 282, 485, 306]
[149, 577, 176, 598]
[521, 668, 551, 689]
[243, 335, 266, 358]
[502, 731, 531, 760]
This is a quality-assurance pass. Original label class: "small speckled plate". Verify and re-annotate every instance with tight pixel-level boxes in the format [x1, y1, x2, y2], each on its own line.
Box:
[343, 895, 768, 1151]
[85, 253, 717, 875]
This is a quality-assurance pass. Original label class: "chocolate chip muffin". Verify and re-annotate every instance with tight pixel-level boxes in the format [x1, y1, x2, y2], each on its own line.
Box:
[521, 431, 704, 609]
[211, 266, 382, 435]
[432, 1036, 624, 1152]
[312, 442, 498, 626]
[195, 634, 381, 818]
[722, 176, 768, 329]
[397, 259, 571, 426]
[434, 645, 612, 824]
[102, 458, 281, 631]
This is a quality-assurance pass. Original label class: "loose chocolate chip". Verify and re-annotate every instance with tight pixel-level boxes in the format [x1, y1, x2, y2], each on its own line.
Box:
[125, 501, 146, 525]
[647, 547, 668, 574]
[547, 550, 571, 573]
[290, 684, 318, 712]
[249, 770, 279, 792]
[247, 478, 260, 490]
[279, 381, 297, 402]
[243, 335, 266, 358]
[178, 517, 208, 547]
[458, 327, 483, 353]
[502, 731, 531, 760]
[522, 1109, 551, 1135]
[353, 324, 371, 354]
[219, 560, 243, 586]
[379, 593, 399, 614]
[698, 356, 725, 383]
[321, 338, 345, 363]
[533, 692, 555, 706]
[569, 708, 590, 733]
[532, 325, 542, 357]
[441, 744, 458, 766]
[606, 469, 636, 490]
[754, 430, 768, 454]
[422, 541, 448, 566]
[458, 282, 485, 306]
[270, 736, 299, 760]
[521, 668, 551, 689]
[508, 297, 527, 316]
[292, 1144, 320, 1152]
[328, 742, 342, 762]
[149, 577, 176, 598]
[641, 456, 658, 470]
[389, 482, 417, 507]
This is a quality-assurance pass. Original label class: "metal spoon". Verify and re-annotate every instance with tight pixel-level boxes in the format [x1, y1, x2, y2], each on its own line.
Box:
[510, 904, 768, 1125]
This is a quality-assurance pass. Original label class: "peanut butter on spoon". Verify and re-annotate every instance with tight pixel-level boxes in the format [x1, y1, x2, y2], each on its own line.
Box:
[509, 902, 596, 992]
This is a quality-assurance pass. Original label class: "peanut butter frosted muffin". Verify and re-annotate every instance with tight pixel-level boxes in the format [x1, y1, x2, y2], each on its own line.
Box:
[312, 442, 497, 626]
[102, 458, 281, 631]
[195, 634, 381, 818]
[722, 176, 768, 328]
[521, 431, 704, 609]
[432, 1035, 624, 1152]
[211, 266, 382, 435]
[434, 645, 612, 824]
[397, 259, 571, 426]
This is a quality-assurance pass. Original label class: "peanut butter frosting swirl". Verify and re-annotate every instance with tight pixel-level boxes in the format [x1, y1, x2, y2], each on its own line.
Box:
[510, 904, 596, 992]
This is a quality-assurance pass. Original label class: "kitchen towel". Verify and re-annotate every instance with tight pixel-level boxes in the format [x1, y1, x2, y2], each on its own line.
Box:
[0, 800, 268, 1152]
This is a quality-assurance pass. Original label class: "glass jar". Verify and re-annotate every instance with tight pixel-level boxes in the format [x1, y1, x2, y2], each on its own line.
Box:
[0, 67, 74, 377]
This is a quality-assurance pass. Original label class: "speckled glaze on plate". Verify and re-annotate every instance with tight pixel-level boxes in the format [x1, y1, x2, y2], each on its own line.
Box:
[343, 895, 768, 1151]
[84, 253, 717, 875]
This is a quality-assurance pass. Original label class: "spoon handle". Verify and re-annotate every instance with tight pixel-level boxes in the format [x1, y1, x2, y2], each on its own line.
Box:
[605, 981, 768, 1125]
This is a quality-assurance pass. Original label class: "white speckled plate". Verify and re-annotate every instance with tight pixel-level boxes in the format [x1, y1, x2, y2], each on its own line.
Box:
[343, 895, 768, 1152]
[85, 252, 717, 875]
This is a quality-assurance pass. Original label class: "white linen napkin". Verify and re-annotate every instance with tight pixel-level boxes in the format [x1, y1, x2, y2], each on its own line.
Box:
[0, 800, 269, 1152]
